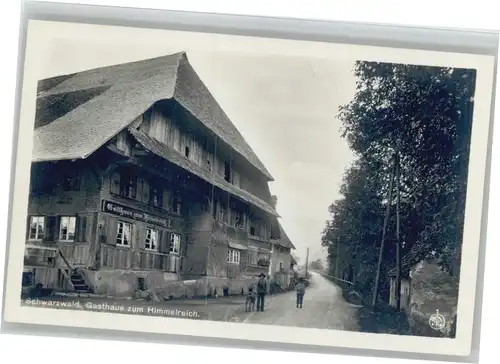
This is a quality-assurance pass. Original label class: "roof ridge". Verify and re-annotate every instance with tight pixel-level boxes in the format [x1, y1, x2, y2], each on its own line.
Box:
[38, 51, 187, 85]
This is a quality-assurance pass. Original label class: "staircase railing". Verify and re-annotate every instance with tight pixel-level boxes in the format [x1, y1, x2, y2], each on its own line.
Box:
[57, 250, 76, 291]
[58, 249, 94, 294]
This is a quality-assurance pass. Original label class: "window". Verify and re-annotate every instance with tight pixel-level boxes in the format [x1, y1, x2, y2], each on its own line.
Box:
[234, 210, 245, 229]
[224, 161, 231, 182]
[28, 216, 45, 240]
[279, 261, 283, 271]
[170, 233, 181, 254]
[250, 221, 260, 237]
[184, 146, 190, 158]
[59, 216, 76, 241]
[227, 249, 241, 264]
[149, 181, 163, 208]
[116, 221, 132, 247]
[171, 193, 182, 215]
[145, 228, 158, 250]
[119, 170, 137, 199]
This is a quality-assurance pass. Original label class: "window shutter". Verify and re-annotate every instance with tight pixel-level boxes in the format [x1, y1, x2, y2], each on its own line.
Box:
[75, 215, 88, 242]
[45, 216, 58, 242]
[137, 225, 146, 250]
[106, 218, 118, 246]
[159, 231, 170, 254]
[74, 216, 81, 242]
[181, 235, 189, 257]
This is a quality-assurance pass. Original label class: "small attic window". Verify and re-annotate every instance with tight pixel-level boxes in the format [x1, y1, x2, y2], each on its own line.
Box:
[184, 146, 190, 158]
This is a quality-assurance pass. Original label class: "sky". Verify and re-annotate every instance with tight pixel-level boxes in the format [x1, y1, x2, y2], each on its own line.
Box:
[38, 38, 358, 264]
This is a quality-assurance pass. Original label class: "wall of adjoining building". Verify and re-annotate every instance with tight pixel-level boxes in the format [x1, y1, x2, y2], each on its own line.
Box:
[269, 244, 292, 288]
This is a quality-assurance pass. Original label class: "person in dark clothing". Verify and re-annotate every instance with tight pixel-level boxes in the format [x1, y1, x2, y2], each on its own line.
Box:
[295, 278, 306, 308]
[256, 273, 267, 312]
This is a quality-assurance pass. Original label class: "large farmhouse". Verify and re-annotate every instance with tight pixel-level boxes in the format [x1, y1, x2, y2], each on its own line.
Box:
[24, 52, 295, 298]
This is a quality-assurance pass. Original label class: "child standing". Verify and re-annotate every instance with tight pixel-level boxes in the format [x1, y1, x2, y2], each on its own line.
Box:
[245, 286, 257, 312]
[295, 278, 306, 308]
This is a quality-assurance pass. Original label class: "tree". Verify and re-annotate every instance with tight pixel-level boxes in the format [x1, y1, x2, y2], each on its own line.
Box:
[323, 61, 476, 302]
[309, 259, 324, 271]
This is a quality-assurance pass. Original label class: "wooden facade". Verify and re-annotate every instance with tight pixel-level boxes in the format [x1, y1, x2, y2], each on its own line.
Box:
[24, 100, 276, 295]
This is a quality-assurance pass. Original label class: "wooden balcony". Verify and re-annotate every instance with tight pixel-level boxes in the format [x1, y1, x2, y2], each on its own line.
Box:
[24, 241, 92, 269]
[139, 250, 180, 272]
[24, 244, 58, 268]
[100, 245, 180, 272]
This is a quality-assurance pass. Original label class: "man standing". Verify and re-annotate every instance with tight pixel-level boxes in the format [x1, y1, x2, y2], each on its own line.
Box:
[295, 278, 306, 308]
[256, 273, 267, 312]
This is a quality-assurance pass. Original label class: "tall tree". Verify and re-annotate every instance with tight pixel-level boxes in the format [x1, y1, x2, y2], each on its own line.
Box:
[322, 61, 476, 302]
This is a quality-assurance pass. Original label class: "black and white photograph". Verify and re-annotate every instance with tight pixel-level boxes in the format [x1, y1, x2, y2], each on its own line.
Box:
[2, 19, 495, 357]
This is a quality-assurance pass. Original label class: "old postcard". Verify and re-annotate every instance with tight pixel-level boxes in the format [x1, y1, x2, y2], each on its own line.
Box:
[2, 19, 495, 357]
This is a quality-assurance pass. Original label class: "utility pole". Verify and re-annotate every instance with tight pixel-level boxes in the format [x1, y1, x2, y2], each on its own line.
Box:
[395, 152, 402, 310]
[335, 237, 340, 278]
[305, 247, 310, 277]
[372, 153, 397, 308]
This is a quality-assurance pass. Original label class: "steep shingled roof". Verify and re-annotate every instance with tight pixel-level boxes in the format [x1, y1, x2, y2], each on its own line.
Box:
[33, 52, 274, 181]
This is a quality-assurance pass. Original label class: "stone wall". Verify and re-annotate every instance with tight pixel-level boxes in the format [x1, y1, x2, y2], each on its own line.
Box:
[83, 269, 178, 298]
[408, 261, 459, 338]
[84, 268, 257, 299]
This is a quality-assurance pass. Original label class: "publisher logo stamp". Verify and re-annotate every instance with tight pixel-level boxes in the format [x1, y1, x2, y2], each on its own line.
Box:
[429, 309, 446, 331]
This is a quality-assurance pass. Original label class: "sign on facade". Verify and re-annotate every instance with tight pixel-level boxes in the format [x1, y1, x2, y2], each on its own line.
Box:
[101, 200, 171, 228]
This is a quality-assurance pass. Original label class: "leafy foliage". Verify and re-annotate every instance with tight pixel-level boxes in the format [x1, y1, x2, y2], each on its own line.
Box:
[309, 259, 324, 271]
[322, 61, 476, 301]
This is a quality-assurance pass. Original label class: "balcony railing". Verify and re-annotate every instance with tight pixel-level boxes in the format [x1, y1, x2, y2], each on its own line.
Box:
[100, 245, 180, 272]
[24, 244, 58, 268]
[258, 258, 270, 267]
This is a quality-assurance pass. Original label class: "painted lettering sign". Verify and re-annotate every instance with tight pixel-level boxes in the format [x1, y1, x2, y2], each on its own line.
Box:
[101, 200, 171, 228]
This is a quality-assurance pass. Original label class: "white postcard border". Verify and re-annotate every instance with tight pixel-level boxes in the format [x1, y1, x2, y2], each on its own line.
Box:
[2, 19, 495, 357]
